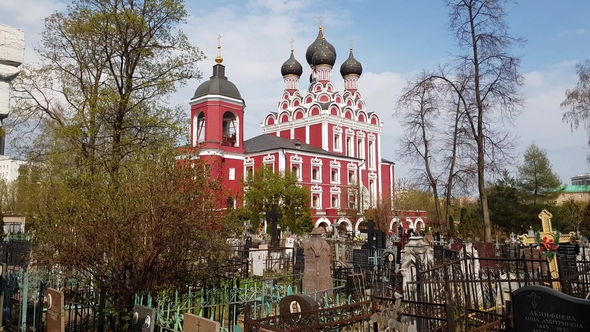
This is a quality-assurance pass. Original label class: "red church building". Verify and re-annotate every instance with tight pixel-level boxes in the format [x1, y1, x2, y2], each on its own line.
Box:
[188, 27, 426, 233]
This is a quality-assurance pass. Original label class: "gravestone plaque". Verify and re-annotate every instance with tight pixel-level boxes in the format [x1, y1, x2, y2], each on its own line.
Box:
[183, 313, 220, 332]
[557, 244, 578, 277]
[294, 247, 305, 274]
[46, 288, 64, 332]
[352, 249, 369, 272]
[512, 285, 590, 332]
[132, 305, 156, 332]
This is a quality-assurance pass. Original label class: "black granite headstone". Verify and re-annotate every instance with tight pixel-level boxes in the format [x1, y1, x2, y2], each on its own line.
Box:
[434, 244, 443, 261]
[132, 305, 156, 332]
[557, 244, 578, 278]
[352, 249, 369, 272]
[294, 247, 305, 274]
[512, 285, 590, 332]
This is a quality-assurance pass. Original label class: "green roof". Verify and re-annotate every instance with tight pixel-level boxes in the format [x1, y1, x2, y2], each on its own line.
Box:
[560, 185, 590, 193]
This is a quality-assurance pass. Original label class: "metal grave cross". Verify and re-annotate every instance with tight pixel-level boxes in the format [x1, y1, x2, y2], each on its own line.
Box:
[520, 209, 574, 289]
[520, 209, 572, 246]
[267, 204, 282, 247]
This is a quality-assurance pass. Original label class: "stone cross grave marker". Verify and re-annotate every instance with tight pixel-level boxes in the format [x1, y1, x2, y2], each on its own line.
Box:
[132, 305, 156, 332]
[46, 288, 64, 332]
[183, 313, 220, 332]
[512, 285, 590, 332]
[267, 204, 282, 247]
[302, 227, 332, 298]
[520, 210, 575, 289]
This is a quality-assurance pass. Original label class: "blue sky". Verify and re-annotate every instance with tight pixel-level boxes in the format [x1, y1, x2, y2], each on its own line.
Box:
[1, 0, 590, 185]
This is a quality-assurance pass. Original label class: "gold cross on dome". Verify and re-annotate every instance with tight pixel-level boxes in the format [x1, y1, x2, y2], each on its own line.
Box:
[215, 34, 223, 64]
[290, 39, 295, 52]
[349, 38, 354, 50]
[318, 13, 323, 27]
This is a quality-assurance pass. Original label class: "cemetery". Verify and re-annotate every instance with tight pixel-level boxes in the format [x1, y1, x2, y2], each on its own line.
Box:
[1, 4, 590, 331]
[0, 210, 588, 332]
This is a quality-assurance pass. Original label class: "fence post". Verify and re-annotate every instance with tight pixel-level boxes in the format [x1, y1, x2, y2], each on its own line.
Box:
[35, 282, 45, 332]
[97, 288, 106, 332]
[444, 263, 456, 332]
[20, 272, 28, 332]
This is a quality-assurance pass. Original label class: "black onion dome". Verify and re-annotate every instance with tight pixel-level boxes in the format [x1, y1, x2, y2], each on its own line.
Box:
[305, 28, 336, 65]
[194, 64, 241, 100]
[340, 49, 363, 77]
[312, 39, 336, 67]
[281, 51, 303, 76]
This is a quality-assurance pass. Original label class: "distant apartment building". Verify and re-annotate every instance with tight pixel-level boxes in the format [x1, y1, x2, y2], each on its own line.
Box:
[0, 155, 26, 183]
[557, 173, 590, 205]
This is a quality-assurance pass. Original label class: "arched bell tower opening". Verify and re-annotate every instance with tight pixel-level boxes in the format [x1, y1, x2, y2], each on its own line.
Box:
[222, 111, 238, 147]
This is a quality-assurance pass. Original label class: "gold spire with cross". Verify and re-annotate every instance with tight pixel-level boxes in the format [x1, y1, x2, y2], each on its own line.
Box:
[318, 13, 323, 29]
[215, 34, 223, 64]
[290, 39, 295, 53]
[349, 37, 354, 51]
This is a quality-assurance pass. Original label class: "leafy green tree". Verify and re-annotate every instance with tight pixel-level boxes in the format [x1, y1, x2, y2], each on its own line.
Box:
[486, 173, 525, 233]
[517, 143, 562, 205]
[558, 199, 587, 234]
[243, 167, 313, 235]
[8, 1, 222, 330]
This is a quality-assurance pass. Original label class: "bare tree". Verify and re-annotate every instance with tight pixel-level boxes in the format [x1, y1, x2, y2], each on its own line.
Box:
[396, 71, 477, 233]
[398, 0, 523, 241]
[396, 74, 444, 227]
[447, 0, 525, 241]
[562, 60, 590, 162]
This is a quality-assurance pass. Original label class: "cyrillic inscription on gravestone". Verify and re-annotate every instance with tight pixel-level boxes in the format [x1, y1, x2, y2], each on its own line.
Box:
[512, 285, 590, 332]
[352, 249, 369, 272]
[132, 305, 156, 332]
[46, 288, 64, 332]
[183, 313, 220, 332]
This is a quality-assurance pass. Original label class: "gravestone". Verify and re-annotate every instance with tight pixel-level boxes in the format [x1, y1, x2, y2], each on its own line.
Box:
[278, 294, 318, 315]
[434, 244, 443, 261]
[183, 313, 220, 332]
[352, 248, 369, 272]
[512, 285, 590, 332]
[523, 248, 548, 274]
[250, 245, 268, 277]
[557, 244, 579, 294]
[302, 227, 332, 297]
[473, 242, 495, 268]
[557, 244, 578, 278]
[346, 273, 365, 300]
[267, 204, 282, 247]
[132, 305, 156, 332]
[360, 220, 385, 251]
[294, 247, 305, 274]
[46, 288, 64, 332]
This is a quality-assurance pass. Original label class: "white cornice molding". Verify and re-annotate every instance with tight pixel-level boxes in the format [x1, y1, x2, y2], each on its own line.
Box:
[189, 94, 244, 106]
